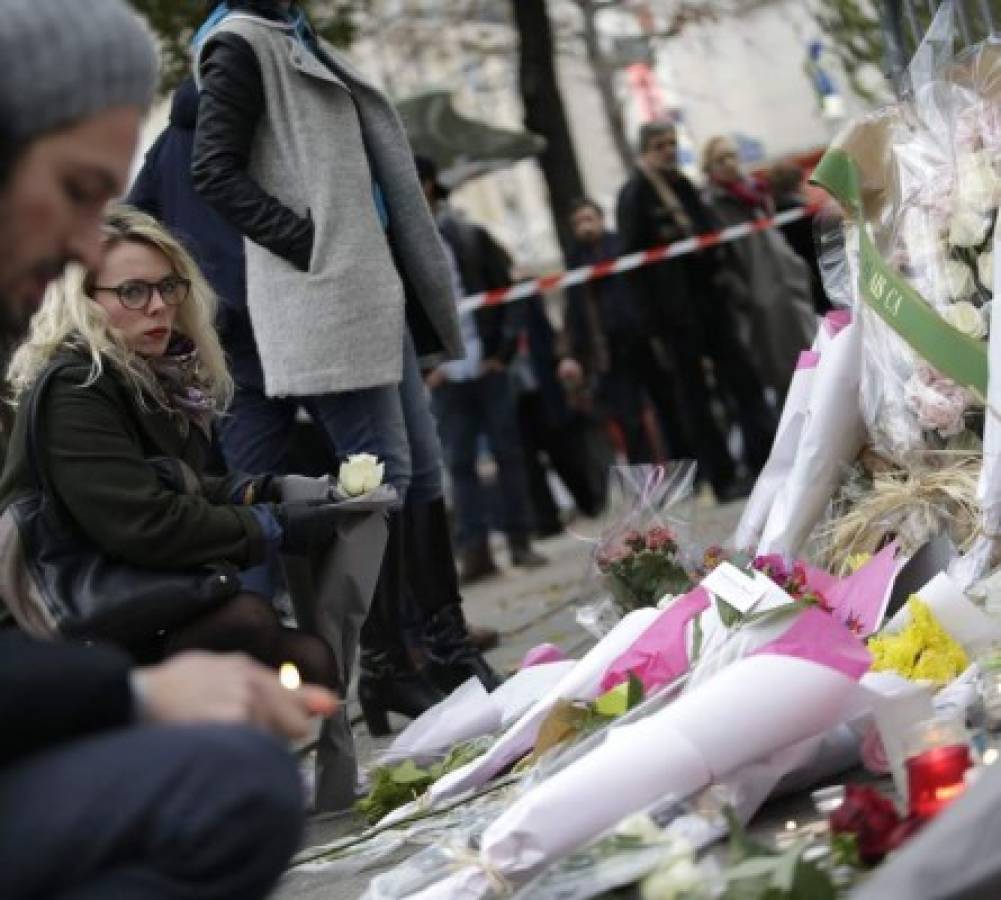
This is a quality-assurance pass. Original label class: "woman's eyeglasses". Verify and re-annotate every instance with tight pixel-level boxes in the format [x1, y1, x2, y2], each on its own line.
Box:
[92, 276, 191, 311]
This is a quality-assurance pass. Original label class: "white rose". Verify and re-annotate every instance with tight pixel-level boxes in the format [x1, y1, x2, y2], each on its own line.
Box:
[980, 250, 994, 290]
[641, 856, 706, 900]
[949, 207, 991, 247]
[942, 259, 975, 299]
[337, 453, 384, 496]
[956, 150, 1001, 213]
[943, 300, 987, 339]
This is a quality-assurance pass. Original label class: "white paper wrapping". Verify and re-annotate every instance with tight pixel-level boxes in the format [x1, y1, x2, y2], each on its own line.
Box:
[382, 610, 661, 826]
[378, 678, 501, 768]
[883, 572, 1001, 651]
[733, 362, 818, 551]
[414, 654, 860, 898]
[757, 321, 867, 558]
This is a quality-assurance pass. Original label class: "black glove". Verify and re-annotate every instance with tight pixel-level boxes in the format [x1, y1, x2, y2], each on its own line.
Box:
[273, 501, 342, 555]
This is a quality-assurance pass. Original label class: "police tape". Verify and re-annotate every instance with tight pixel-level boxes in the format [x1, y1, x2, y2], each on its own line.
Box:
[456, 203, 822, 315]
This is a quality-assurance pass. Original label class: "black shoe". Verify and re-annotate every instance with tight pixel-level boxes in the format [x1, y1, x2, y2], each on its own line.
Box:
[534, 520, 565, 539]
[714, 475, 755, 503]
[509, 536, 548, 569]
[358, 652, 445, 737]
[459, 539, 500, 584]
[424, 604, 502, 694]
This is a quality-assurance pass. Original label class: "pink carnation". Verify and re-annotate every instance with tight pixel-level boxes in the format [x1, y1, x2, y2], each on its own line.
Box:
[904, 363, 971, 437]
[645, 526, 677, 552]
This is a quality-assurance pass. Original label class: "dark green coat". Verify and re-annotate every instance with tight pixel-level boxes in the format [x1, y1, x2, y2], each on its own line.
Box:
[0, 350, 267, 573]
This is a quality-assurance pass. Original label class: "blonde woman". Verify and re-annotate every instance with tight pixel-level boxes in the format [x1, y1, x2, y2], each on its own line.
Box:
[0, 206, 343, 685]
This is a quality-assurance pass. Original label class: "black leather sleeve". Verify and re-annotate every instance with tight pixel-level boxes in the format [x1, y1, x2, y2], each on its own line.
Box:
[192, 33, 314, 272]
[0, 631, 133, 768]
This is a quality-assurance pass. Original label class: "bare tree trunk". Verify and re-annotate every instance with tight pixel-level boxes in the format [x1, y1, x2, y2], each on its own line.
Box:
[512, 0, 586, 260]
[576, 0, 634, 175]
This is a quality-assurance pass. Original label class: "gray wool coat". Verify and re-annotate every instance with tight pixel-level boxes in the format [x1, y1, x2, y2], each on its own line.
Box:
[198, 14, 462, 397]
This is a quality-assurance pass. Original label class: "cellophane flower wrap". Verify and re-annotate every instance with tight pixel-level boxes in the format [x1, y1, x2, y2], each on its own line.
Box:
[590, 464, 696, 617]
[810, 3, 1001, 580]
[815, 5, 997, 466]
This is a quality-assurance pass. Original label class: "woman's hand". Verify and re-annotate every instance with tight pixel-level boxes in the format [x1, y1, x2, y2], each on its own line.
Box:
[273, 500, 346, 554]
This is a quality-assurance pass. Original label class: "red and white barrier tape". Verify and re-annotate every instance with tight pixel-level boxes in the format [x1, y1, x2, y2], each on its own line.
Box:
[457, 203, 821, 315]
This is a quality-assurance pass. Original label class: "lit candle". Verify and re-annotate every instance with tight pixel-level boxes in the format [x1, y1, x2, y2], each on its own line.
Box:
[906, 743, 972, 819]
[279, 662, 301, 691]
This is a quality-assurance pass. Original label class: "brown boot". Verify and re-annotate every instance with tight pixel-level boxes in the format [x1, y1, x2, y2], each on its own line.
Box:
[459, 537, 499, 585]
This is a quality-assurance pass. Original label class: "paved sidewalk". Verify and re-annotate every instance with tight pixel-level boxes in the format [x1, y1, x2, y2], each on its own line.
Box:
[275, 499, 746, 899]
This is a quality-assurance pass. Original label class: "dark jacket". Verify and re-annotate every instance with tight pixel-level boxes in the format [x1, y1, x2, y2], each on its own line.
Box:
[615, 168, 736, 332]
[564, 230, 644, 371]
[190, 3, 313, 272]
[0, 631, 133, 769]
[128, 76, 263, 389]
[437, 211, 523, 365]
[0, 338, 136, 771]
[130, 77, 246, 316]
[774, 191, 830, 314]
[0, 351, 267, 573]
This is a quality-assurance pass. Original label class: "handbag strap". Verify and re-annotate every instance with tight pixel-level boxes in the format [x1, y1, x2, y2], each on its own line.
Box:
[22, 359, 81, 498]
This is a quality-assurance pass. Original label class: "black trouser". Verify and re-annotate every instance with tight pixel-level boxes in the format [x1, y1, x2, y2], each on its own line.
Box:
[653, 291, 774, 491]
[0, 724, 302, 899]
[596, 337, 693, 465]
[516, 389, 606, 527]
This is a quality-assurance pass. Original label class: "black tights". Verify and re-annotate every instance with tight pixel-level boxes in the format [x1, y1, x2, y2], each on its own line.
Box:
[164, 592, 340, 691]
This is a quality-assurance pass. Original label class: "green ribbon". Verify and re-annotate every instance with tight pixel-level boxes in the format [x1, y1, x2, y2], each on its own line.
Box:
[811, 148, 989, 396]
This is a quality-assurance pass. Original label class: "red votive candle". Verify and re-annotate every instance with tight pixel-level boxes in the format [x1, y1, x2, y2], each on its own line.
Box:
[906, 744, 972, 819]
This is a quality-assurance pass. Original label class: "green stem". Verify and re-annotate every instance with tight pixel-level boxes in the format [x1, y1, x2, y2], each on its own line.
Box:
[291, 775, 521, 867]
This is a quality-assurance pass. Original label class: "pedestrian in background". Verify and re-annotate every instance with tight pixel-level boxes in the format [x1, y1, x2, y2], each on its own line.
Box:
[417, 156, 547, 583]
[769, 159, 831, 315]
[616, 122, 774, 498]
[560, 198, 691, 465]
[702, 136, 818, 399]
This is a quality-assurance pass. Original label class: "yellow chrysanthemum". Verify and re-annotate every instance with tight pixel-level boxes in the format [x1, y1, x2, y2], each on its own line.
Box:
[846, 553, 872, 574]
[867, 596, 969, 685]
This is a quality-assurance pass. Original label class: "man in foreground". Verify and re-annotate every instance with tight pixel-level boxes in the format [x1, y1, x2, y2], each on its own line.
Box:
[0, 2, 336, 896]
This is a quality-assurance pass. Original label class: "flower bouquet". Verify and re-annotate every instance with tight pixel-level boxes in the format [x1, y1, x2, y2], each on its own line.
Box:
[595, 525, 691, 614]
[579, 464, 696, 634]
[808, 3, 1001, 580]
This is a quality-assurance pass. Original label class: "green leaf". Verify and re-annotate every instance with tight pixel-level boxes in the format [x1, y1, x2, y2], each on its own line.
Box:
[716, 598, 744, 629]
[626, 671, 646, 709]
[389, 759, 430, 785]
[691, 611, 704, 664]
[593, 681, 632, 717]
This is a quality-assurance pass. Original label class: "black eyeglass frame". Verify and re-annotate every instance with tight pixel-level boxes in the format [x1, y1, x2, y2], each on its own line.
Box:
[91, 276, 191, 311]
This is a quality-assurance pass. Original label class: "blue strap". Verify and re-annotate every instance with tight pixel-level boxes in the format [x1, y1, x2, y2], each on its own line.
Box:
[191, 2, 231, 51]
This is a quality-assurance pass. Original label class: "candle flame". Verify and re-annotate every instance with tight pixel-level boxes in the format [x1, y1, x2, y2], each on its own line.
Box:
[279, 662, 301, 691]
[934, 783, 965, 802]
[785, 820, 797, 831]
[985, 748, 1000, 766]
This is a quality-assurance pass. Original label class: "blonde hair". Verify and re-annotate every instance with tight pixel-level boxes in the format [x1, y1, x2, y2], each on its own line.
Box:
[8, 205, 233, 410]
[701, 135, 738, 175]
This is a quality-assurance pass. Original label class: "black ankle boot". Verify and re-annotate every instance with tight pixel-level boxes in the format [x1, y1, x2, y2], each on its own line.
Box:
[403, 499, 503, 694]
[358, 650, 445, 737]
[424, 604, 502, 694]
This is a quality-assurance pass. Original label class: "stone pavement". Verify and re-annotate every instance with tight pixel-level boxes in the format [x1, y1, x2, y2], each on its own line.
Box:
[274, 499, 746, 900]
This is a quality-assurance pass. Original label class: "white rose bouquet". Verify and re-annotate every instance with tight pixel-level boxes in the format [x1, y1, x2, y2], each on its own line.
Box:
[815, 7, 999, 463]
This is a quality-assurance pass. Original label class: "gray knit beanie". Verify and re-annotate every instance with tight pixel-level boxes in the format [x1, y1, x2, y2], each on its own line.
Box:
[0, 0, 159, 143]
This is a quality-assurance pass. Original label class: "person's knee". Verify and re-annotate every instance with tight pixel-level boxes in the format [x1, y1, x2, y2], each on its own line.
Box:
[175, 725, 304, 845]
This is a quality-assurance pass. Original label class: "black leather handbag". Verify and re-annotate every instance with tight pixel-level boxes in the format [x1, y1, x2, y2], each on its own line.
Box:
[0, 361, 240, 644]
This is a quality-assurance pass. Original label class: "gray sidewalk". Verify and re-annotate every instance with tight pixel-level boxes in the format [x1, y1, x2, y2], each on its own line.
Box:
[275, 499, 746, 899]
